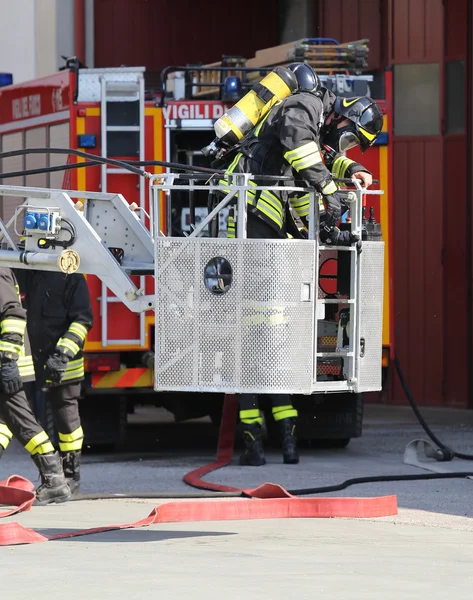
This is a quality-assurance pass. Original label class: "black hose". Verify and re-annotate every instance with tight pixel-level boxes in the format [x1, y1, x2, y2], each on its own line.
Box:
[394, 354, 473, 461]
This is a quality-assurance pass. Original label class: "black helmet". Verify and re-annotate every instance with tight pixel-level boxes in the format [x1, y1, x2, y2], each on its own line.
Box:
[287, 62, 320, 93]
[333, 96, 383, 152]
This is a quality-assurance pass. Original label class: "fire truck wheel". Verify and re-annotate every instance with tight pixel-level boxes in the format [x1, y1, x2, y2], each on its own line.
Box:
[264, 393, 363, 448]
[79, 393, 128, 451]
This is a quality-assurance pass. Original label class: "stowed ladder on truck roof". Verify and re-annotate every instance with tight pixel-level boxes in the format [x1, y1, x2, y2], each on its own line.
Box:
[78, 67, 147, 347]
[0, 174, 384, 395]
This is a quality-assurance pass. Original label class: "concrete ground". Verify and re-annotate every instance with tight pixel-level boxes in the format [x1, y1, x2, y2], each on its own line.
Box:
[1, 404, 473, 599]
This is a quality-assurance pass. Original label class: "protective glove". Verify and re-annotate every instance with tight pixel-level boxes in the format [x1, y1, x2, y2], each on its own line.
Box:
[0, 355, 22, 395]
[45, 352, 69, 385]
[319, 226, 360, 247]
[322, 192, 343, 229]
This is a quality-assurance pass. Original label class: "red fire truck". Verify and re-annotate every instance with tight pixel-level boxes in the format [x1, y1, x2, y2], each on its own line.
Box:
[0, 59, 393, 447]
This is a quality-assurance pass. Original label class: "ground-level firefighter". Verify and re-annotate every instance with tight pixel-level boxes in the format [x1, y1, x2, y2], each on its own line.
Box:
[14, 268, 93, 496]
[219, 62, 384, 467]
[0, 267, 71, 504]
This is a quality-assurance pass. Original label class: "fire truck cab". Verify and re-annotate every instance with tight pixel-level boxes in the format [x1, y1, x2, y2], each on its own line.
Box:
[0, 57, 392, 448]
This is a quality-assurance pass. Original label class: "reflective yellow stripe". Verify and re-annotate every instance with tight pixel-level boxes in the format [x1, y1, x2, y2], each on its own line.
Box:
[19, 365, 35, 378]
[0, 432, 11, 448]
[290, 194, 310, 218]
[254, 108, 274, 137]
[225, 152, 243, 175]
[59, 438, 83, 452]
[46, 358, 84, 383]
[272, 405, 298, 421]
[59, 426, 84, 443]
[332, 156, 356, 179]
[245, 305, 288, 326]
[292, 152, 322, 171]
[322, 181, 338, 195]
[240, 409, 263, 425]
[359, 126, 376, 142]
[0, 318, 26, 335]
[31, 441, 55, 456]
[0, 340, 22, 354]
[0, 423, 12, 437]
[57, 338, 80, 356]
[284, 141, 319, 164]
[25, 430, 50, 454]
[69, 322, 88, 341]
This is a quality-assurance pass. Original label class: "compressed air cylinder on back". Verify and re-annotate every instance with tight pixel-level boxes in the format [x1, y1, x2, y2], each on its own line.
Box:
[214, 66, 298, 148]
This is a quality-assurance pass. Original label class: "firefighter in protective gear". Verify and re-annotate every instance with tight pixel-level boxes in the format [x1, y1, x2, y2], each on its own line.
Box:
[222, 62, 383, 244]
[14, 268, 93, 496]
[0, 267, 71, 505]
[219, 63, 382, 466]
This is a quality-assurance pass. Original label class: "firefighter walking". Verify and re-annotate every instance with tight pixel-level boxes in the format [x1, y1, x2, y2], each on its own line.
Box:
[0, 267, 71, 504]
[15, 268, 93, 496]
[219, 62, 383, 466]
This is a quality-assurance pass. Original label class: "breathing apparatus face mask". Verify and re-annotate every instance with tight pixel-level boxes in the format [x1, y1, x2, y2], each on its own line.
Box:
[323, 117, 361, 154]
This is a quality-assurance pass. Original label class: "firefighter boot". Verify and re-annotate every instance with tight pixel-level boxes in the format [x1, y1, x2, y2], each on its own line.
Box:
[62, 451, 81, 496]
[239, 423, 266, 466]
[280, 418, 299, 464]
[32, 452, 72, 505]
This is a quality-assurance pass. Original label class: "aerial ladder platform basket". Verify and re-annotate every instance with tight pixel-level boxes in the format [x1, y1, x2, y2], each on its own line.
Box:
[0, 174, 384, 396]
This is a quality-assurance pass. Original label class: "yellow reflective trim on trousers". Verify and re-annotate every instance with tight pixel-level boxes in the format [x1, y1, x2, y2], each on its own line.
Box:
[292, 152, 322, 171]
[69, 322, 88, 341]
[59, 439, 83, 451]
[31, 441, 55, 455]
[0, 423, 12, 438]
[240, 409, 263, 425]
[0, 340, 22, 354]
[59, 426, 84, 443]
[284, 141, 319, 164]
[322, 181, 338, 195]
[272, 405, 298, 421]
[0, 432, 11, 449]
[25, 430, 50, 454]
[1, 318, 26, 335]
[58, 337, 80, 356]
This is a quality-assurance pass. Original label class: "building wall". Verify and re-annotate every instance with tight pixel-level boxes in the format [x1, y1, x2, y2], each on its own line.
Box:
[0, 0, 75, 84]
[93, 0, 280, 76]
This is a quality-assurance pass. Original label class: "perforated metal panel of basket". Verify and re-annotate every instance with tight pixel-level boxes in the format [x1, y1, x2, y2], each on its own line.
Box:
[356, 241, 385, 392]
[154, 238, 316, 394]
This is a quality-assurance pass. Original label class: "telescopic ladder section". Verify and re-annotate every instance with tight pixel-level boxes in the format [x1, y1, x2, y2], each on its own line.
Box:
[100, 70, 146, 348]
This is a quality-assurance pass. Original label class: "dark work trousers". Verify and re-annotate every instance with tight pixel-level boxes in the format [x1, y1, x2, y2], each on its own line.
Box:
[239, 212, 297, 426]
[0, 389, 53, 453]
[24, 381, 83, 453]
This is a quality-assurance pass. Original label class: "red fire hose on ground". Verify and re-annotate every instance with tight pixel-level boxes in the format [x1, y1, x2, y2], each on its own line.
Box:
[0, 395, 399, 546]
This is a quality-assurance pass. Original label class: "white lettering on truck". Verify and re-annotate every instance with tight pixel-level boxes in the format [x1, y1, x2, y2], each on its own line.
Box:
[162, 103, 228, 121]
[11, 94, 41, 120]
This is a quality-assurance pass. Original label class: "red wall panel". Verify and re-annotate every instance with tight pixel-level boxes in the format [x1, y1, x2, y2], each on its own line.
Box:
[389, 0, 444, 63]
[392, 139, 444, 405]
[94, 0, 279, 75]
[443, 138, 468, 406]
[315, 0, 384, 69]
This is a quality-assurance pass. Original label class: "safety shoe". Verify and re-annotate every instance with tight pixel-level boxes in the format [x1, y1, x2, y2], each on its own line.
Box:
[239, 423, 266, 466]
[32, 451, 72, 505]
[279, 418, 299, 464]
[62, 450, 81, 496]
